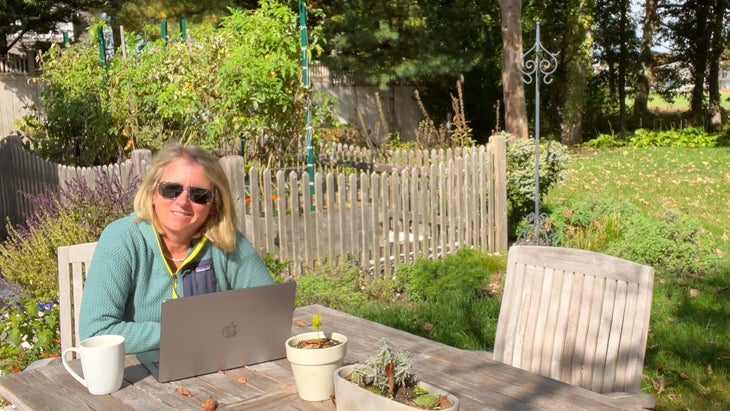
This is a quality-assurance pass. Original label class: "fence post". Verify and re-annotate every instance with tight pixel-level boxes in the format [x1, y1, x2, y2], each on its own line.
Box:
[219, 155, 246, 235]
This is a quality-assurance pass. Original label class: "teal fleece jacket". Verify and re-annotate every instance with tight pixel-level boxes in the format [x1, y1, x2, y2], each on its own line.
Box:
[78, 214, 273, 353]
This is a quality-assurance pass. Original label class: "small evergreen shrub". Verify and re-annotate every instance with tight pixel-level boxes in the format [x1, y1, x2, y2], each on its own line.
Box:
[506, 137, 570, 234]
[393, 247, 501, 302]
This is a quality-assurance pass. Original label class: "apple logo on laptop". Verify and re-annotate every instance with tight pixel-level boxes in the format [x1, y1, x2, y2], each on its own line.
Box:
[222, 321, 237, 338]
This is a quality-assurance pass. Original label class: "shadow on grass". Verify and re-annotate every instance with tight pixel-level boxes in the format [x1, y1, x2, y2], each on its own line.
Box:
[644, 268, 730, 410]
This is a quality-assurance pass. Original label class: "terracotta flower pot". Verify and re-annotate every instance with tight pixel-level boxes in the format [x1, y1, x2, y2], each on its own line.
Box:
[285, 331, 348, 401]
[333, 364, 460, 411]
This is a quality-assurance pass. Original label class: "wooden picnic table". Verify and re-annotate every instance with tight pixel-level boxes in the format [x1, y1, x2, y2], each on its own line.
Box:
[0, 304, 639, 410]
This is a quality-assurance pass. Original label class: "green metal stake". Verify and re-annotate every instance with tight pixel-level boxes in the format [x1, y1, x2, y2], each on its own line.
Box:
[161, 21, 167, 43]
[180, 19, 187, 42]
[97, 26, 107, 68]
[63, 32, 69, 47]
[299, 1, 314, 202]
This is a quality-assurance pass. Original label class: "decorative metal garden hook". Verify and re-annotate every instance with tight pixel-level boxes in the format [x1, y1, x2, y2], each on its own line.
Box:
[516, 22, 559, 246]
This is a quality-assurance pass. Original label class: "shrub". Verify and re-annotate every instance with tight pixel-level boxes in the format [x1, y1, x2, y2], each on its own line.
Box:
[549, 198, 638, 250]
[550, 198, 721, 279]
[506, 136, 570, 234]
[607, 210, 721, 279]
[0, 170, 137, 300]
[27, 2, 338, 167]
[0, 299, 60, 375]
[393, 248, 502, 302]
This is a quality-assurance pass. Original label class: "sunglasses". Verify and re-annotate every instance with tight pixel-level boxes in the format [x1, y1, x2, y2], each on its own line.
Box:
[156, 181, 214, 205]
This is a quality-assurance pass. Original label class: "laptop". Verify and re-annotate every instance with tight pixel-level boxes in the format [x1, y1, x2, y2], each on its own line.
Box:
[137, 281, 296, 382]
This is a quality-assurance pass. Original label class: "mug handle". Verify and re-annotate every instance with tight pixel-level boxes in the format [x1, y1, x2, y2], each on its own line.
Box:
[62, 348, 87, 387]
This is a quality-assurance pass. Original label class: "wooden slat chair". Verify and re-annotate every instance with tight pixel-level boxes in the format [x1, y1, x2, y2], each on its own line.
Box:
[57, 241, 97, 360]
[492, 245, 655, 409]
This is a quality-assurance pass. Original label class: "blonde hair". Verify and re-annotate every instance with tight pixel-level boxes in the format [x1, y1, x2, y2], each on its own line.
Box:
[134, 143, 237, 252]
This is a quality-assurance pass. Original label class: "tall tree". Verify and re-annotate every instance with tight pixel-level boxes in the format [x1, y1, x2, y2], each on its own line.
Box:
[707, 0, 728, 129]
[0, 0, 103, 56]
[593, 0, 638, 133]
[497, 0, 528, 139]
[522, 0, 594, 144]
[633, 0, 660, 117]
[318, 0, 491, 139]
[662, 0, 729, 126]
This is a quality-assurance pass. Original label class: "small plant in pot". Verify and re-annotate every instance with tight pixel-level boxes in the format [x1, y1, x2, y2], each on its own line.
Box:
[334, 338, 459, 410]
[285, 312, 348, 402]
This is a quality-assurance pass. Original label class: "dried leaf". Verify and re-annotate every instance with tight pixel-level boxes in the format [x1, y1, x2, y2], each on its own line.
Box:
[294, 319, 310, 327]
[176, 387, 193, 397]
[200, 396, 217, 411]
[385, 362, 395, 396]
[652, 376, 665, 394]
[439, 395, 453, 409]
[236, 375, 247, 384]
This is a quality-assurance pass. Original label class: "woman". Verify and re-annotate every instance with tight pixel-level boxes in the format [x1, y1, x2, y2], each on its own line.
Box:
[79, 143, 273, 353]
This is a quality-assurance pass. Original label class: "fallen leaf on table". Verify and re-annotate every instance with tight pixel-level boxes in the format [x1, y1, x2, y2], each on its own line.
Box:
[236, 375, 247, 384]
[176, 387, 193, 397]
[200, 396, 217, 411]
[294, 319, 309, 327]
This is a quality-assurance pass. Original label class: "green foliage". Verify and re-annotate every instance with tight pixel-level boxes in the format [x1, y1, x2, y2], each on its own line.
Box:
[25, 1, 338, 167]
[629, 127, 721, 148]
[351, 338, 417, 399]
[606, 210, 721, 279]
[549, 198, 721, 279]
[587, 127, 727, 149]
[0, 171, 136, 300]
[0, 299, 60, 375]
[263, 252, 290, 280]
[294, 260, 369, 310]
[549, 198, 636, 250]
[31, 31, 121, 165]
[506, 136, 570, 233]
[393, 248, 499, 302]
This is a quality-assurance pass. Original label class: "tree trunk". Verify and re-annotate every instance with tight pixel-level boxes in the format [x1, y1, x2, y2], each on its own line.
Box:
[618, 0, 628, 133]
[497, 0, 528, 139]
[707, 0, 727, 130]
[690, 5, 711, 123]
[634, 0, 658, 117]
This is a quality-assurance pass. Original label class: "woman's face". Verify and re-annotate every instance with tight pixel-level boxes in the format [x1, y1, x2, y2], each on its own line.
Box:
[152, 157, 215, 243]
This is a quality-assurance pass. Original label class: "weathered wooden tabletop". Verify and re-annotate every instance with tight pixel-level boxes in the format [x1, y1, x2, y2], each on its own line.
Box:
[0, 304, 638, 410]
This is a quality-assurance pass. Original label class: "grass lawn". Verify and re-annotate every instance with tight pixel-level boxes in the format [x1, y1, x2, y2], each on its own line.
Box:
[648, 90, 730, 112]
[544, 146, 730, 410]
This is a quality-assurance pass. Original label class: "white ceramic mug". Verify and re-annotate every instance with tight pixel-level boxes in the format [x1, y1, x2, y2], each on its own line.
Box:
[62, 334, 125, 395]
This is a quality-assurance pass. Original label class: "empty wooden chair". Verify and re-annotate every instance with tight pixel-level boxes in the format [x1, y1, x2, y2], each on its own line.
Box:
[493, 245, 655, 408]
[57, 241, 97, 360]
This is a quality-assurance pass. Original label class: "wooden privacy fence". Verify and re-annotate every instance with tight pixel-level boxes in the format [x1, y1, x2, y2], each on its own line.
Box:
[0, 137, 507, 277]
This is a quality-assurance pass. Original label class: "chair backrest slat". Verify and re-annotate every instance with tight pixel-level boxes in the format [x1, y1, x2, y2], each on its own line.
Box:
[57, 242, 97, 360]
[494, 245, 654, 394]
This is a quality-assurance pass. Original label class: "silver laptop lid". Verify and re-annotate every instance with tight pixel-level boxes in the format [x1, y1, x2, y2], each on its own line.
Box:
[140, 281, 296, 382]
